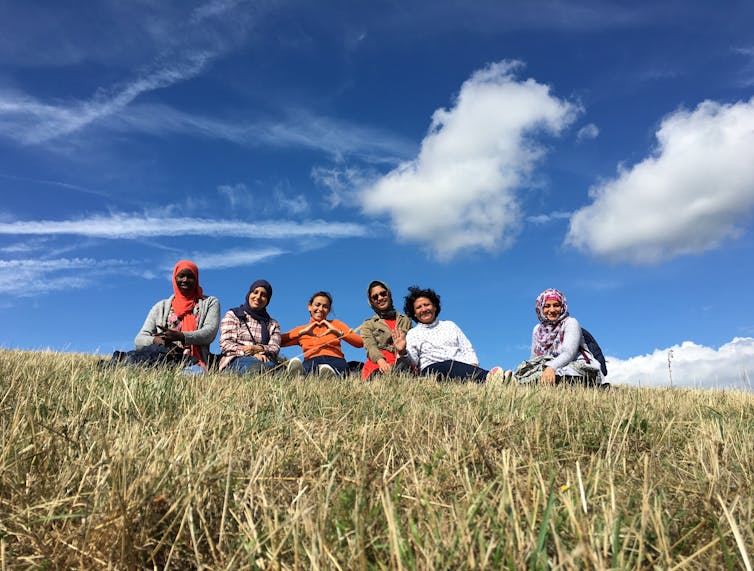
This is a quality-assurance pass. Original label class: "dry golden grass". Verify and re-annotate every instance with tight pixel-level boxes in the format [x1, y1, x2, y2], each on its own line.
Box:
[1, 348, 753, 569]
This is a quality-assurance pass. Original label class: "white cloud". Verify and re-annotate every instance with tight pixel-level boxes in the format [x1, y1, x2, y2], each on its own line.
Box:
[576, 123, 599, 141]
[566, 98, 754, 264]
[217, 183, 251, 209]
[312, 166, 377, 208]
[0, 258, 134, 296]
[273, 189, 310, 216]
[106, 104, 416, 163]
[190, 247, 286, 270]
[191, 0, 248, 23]
[526, 210, 572, 224]
[0, 52, 214, 144]
[733, 46, 754, 87]
[0, 213, 367, 240]
[607, 337, 754, 391]
[218, 183, 310, 215]
[0, 173, 110, 198]
[359, 60, 579, 259]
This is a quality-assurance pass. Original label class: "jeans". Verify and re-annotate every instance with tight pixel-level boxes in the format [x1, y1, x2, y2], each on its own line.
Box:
[227, 356, 277, 375]
[303, 356, 348, 376]
[421, 360, 488, 383]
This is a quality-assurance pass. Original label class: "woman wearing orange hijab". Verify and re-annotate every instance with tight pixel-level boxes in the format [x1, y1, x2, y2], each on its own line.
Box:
[134, 260, 221, 370]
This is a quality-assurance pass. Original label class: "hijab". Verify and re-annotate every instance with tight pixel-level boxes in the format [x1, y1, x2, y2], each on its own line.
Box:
[171, 260, 205, 365]
[367, 280, 397, 320]
[532, 288, 569, 357]
[171, 260, 204, 331]
[231, 279, 273, 344]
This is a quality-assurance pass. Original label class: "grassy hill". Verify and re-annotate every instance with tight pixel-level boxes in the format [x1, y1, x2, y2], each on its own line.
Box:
[1, 349, 752, 569]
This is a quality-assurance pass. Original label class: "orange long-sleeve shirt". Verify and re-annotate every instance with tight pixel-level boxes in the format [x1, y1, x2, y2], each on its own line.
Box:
[281, 319, 363, 360]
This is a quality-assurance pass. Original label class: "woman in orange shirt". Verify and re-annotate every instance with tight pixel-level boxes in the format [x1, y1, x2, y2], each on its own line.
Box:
[281, 291, 363, 376]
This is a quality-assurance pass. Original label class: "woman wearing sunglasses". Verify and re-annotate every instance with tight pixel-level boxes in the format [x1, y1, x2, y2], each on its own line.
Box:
[359, 280, 413, 380]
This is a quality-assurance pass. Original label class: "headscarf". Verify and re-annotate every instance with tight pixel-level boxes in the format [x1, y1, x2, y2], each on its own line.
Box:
[171, 260, 204, 328]
[532, 288, 569, 357]
[367, 280, 397, 320]
[171, 260, 205, 364]
[231, 279, 273, 344]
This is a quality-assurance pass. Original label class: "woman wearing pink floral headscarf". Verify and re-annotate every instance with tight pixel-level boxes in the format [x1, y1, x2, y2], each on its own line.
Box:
[514, 288, 602, 386]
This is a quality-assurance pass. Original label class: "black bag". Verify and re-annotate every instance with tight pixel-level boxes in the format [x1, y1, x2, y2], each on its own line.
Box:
[110, 344, 196, 368]
[581, 328, 607, 376]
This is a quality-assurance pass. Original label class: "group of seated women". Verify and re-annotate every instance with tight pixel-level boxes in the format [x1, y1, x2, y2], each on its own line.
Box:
[124, 260, 605, 386]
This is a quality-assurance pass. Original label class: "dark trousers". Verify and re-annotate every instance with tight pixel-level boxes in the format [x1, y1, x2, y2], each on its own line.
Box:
[303, 356, 348, 376]
[421, 360, 488, 383]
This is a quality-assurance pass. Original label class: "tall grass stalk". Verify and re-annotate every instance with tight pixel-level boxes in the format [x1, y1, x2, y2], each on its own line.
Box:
[0, 349, 753, 569]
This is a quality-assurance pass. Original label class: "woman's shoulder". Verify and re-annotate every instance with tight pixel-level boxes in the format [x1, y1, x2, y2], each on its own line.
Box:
[562, 316, 580, 329]
[148, 297, 172, 311]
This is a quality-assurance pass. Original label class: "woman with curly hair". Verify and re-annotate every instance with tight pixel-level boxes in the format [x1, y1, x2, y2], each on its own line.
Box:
[395, 286, 509, 383]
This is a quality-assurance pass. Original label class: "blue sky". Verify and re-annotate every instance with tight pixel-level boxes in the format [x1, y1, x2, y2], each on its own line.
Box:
[1, 0, 754, 389]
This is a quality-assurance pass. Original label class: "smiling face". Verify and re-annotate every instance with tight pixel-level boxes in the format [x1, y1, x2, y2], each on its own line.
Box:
[174, 268, 197, 295]
[247, 286, 269, 310]
[541, 299, 563, 322]
[308, 295, 331, 321]
[369, 285, 391, 311]
[413, 296, 437, 324]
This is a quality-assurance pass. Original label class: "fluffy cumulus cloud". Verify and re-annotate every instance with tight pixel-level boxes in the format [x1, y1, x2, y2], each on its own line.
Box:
[359, 60, 579, 259]
[566, 98, 754, 264]
[607, 337, 754, 391]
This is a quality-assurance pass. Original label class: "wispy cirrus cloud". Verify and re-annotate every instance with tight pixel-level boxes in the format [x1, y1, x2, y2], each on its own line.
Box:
[217, 183, 311, 216]
[0, 0, 265, 145]
[0, 213, 368, 240]
[106, 104, 416, 163]
[190, 247, 287, 270]
[0, 257, 137, 296]
[0, 52, 214, 144]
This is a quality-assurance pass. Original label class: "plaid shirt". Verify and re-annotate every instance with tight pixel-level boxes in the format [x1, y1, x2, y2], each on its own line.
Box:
[218, 310, 281, 370]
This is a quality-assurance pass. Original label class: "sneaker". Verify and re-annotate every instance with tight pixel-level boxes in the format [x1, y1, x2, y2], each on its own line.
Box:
[286, 358, 304, 376]
[486, 366, 505, 384]
[318, 364, 338, 377]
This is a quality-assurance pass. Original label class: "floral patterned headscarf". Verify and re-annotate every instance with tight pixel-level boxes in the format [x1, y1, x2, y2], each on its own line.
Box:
[533, 288, 569, 357]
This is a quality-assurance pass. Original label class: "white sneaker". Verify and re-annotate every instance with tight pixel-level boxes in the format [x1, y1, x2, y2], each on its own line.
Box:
[286, 358, 304, 376]
[318, 364, 337, 377]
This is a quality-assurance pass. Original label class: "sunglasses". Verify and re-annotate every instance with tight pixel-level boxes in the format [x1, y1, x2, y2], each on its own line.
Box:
[370, 290, 389, 301]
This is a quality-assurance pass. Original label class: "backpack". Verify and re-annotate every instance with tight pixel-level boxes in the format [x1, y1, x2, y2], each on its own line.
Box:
[581, 328, 608, 376]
